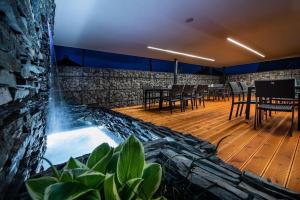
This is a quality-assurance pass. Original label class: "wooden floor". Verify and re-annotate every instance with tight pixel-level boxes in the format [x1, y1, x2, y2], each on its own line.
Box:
[114, 99, 300, 193]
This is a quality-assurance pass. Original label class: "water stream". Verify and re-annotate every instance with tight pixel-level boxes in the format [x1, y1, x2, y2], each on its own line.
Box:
[44, 23, 120, 169]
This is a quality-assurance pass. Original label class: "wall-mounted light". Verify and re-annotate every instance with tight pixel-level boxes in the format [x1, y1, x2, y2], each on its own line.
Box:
[147, 46, 215, 62]
[227, 37, 265, 58]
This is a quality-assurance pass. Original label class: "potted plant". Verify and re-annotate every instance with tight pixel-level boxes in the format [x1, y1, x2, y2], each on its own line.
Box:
[26, 135, 166, 200]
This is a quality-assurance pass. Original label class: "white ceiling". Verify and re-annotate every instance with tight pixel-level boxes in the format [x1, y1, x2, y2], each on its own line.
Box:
[54, 0, 300, 67]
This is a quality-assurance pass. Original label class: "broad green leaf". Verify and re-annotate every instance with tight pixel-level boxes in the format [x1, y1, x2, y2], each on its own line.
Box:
[70, 168, 90, 179]
[77, 190, 101, 200]
[64, 157, 87, 169]
[139, 163, 162, 200]
[107, 152, 120, 173]
[60, 170, 73, 182]
[77, 171, 105, 188]
[42, 157, 60, 178]
[104, 174, 120, 200]
[117, 135, 145, 184]
[92, 148, 113, 173]
[114, 143, 123, 153]
[87, 143, 111, 168]
[25, 176, 57, 200]
[44, 182, 93, 200]
[120, 178, 143, 200]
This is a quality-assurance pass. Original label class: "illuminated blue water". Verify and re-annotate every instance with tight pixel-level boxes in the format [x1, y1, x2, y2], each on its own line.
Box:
[43, 125, 120, 169]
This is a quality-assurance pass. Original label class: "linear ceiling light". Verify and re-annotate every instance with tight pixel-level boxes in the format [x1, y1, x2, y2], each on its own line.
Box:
[227, 37, 265, 58]
[147, 46, 215, 62]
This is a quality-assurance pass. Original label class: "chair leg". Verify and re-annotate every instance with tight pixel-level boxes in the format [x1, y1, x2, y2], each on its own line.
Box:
[180, 100, 183, 112]
[239, 103, 244, 116]
[236, 103, 240, 117]
[289, 109, 295, 136]
[191, 99, 194, 110]
[259, 110, 262, 125]
[229, 99, 234, 120]
[254, 107, 257, 129]
[148, 93, 151, 109]
[203, 97, 205, 108]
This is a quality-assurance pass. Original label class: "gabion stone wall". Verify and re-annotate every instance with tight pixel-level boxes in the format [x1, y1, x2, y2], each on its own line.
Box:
[0, 0, 55, 198]
[58, 66, 221, 108]
[227, 69, 300, 85]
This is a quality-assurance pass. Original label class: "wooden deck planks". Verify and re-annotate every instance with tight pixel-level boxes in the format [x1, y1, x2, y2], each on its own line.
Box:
[262, 129, 300, 186]
[114, 100, 300, 192]
[286, 135, 300, 191]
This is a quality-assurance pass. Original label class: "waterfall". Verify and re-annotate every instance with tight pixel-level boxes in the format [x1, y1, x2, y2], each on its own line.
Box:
[47, 22, 69, 134]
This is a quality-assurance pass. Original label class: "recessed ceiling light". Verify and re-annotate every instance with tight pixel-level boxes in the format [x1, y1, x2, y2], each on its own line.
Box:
[147, 46, 215, 62]
[185, 17, 194, 23]
[227, 37, 265, 58]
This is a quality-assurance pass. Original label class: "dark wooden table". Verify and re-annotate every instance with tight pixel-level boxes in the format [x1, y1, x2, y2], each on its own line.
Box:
[143, 87, 171, 110]
[245, 86, 300, 130]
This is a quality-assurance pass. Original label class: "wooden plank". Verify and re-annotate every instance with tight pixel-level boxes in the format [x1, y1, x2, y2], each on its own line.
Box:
[115, 101, 300, 192]
[285, 132, 300, 192]
[262, 130, 300, 188]
[217, 115, 286, 162]
[239, 116, 290, 174]
[228, 115, 288, 169]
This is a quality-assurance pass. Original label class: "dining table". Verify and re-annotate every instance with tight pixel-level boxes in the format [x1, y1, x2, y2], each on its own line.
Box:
[244, 85, 300, 130]
[143, 87, 171, 110]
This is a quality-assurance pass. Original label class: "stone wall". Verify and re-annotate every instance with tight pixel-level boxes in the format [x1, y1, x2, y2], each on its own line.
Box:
[57, 66, 221, 108]
[226, 69, 300, 84]
[0, 0, 55, 198]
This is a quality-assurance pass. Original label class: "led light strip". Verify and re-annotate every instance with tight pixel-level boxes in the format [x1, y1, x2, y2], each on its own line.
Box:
[147, 46, 215, 62]
[227, 37, 265, 58]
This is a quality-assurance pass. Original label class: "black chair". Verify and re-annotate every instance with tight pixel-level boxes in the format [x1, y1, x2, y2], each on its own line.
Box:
[228, 82, 245, 120]
[239, 82, 248, 96]
[254, 79, 295, 136]
[142, 86, 161, 109]
[222, 84, 231, 101]
[210, 84, 229, 101]
[182, 85, 196, 111]
[238, 82, 256, 116]
[164, 85, 185, 114]
[295, 79, 300, 99]
[193, 85, 207, 108]
[295, 78, 300, 86]
[210, 84, 223, 100]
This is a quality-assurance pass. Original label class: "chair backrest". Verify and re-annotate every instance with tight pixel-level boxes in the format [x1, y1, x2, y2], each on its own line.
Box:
[182, 85, 195, 95]
[255, 79, 295, 98]
[295, 78, 300, 86]
[229, 82, 242, 95]
[196, 84, 208, 93]
[239, 82, 248, 93]
[170, 85, 184, 98]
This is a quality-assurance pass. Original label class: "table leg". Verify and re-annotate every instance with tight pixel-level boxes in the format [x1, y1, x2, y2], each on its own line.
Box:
[144, 90, 147, 110]
[245, 87, 252, 120]
[159, 91, 163, 110]
[298, 93, 300, 130]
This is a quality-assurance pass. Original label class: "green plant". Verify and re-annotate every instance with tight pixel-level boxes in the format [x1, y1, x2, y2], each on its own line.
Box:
[26, 135, 166, 200]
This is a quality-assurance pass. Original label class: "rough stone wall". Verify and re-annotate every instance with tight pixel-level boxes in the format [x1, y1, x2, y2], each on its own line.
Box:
[58, 66, 221, 108]
[0, 0, 55, 198]
[227, 69, 300, 84]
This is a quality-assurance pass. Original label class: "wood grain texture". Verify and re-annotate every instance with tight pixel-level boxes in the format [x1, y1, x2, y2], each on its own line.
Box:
[114, 99, 300, 192]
